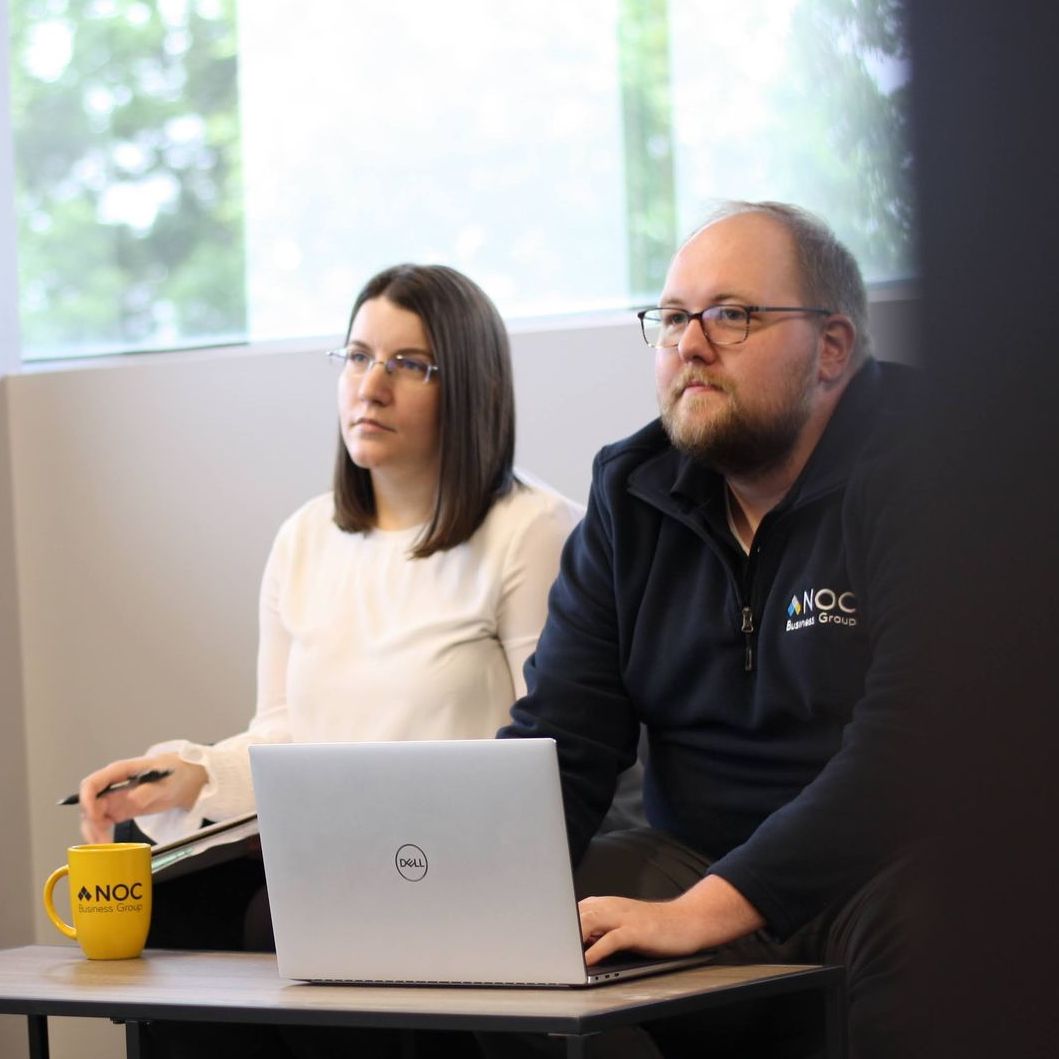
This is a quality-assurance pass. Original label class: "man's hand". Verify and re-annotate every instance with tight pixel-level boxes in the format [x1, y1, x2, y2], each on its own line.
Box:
[78, 753, 207, 843]
[578, 874, 766, 965]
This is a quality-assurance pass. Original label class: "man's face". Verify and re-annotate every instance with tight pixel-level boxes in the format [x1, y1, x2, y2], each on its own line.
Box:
[656, 213, 825, 477]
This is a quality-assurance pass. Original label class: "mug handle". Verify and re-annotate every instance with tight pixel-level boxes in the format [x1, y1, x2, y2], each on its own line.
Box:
[42, 865, 78, 940]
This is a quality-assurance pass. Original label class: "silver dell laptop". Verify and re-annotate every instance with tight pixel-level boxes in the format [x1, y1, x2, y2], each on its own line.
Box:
[249, 739, 713, 987]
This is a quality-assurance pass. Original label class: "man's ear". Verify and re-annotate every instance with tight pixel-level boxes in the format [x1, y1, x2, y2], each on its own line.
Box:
[817, 314, 857, 384]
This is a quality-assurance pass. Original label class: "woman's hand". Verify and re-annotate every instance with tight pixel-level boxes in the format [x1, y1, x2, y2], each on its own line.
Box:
[78, 752, 208, 843]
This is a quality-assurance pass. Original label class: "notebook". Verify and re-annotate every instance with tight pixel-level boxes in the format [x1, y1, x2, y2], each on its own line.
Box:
[249, 738, 714, 987]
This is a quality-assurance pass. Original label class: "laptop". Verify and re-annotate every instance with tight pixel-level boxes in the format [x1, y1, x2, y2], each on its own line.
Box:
[249, 738, 714, 987]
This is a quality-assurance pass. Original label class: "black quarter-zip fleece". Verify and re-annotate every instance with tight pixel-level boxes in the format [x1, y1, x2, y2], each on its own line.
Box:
[502, 359, 918, 939]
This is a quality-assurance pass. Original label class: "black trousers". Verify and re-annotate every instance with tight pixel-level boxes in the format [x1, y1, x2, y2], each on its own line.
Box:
[481, 828, 907, 1059]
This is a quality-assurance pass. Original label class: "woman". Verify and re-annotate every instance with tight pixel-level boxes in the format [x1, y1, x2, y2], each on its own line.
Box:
[79, 263, 582, 852]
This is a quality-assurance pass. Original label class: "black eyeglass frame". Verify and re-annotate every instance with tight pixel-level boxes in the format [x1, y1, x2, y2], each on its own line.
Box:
[637, 304, 833, 348]
[324, 348, 440, 384]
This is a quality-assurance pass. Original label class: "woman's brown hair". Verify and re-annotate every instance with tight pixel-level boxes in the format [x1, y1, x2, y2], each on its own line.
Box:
[332, 264, 516, 557]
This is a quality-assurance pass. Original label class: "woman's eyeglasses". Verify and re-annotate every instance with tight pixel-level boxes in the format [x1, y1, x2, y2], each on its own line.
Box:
[325, 348, 439, 384]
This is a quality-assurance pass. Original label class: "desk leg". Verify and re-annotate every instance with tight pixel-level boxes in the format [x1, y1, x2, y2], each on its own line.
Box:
[122, 1019, 148, 1059]
[552, 1034, 589, 1059]
[27, 1014, 49, 1059]
[824, 977, 849, 1059]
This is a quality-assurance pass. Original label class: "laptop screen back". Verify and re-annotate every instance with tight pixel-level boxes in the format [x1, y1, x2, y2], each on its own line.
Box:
[250, 739, 591, 985]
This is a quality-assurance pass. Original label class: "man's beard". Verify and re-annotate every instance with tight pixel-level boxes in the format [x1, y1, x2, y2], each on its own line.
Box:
[659, 363, 815, 477]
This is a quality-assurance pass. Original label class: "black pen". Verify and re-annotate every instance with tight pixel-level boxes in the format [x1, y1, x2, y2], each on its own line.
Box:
[57, 768, 173, 806]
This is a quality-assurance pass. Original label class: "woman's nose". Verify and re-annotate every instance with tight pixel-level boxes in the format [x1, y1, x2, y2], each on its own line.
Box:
[356, 359, 393, 401]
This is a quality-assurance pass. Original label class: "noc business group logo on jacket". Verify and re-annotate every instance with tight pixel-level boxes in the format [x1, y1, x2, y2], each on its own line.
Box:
[785, 586, 858, 632]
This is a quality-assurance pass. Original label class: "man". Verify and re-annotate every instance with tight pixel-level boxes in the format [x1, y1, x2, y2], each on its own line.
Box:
[501, 202, 914, 1058]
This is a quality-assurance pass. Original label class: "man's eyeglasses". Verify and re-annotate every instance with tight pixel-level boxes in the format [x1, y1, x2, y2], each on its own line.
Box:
[325, 348, 439, 384]
[637, 305, 832, 348]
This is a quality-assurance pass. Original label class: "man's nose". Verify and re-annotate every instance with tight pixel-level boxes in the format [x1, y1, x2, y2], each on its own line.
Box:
[675, 317, 717, 363]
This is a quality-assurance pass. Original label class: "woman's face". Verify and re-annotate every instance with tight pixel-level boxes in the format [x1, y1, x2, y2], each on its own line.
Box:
[337, 297, 441, 482]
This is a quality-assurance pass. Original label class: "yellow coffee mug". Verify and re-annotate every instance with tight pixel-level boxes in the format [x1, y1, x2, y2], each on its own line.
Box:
[43, 843, 153, 959]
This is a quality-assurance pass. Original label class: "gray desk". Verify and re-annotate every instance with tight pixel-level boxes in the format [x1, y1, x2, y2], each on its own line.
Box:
[0, 945, 846, 1058]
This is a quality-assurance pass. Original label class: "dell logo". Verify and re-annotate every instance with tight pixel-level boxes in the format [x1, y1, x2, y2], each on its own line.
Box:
[395, 843, 428, 882]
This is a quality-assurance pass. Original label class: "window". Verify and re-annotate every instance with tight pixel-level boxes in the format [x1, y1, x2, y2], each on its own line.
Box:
[11, 0, 242, 360]
[7, 0, 912, 363]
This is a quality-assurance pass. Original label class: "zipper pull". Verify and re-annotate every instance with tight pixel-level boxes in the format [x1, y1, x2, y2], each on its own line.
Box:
[741, 606, 754, 672]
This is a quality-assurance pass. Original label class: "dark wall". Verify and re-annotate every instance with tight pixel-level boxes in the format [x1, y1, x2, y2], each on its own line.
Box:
[907, 3, 1059, 1056]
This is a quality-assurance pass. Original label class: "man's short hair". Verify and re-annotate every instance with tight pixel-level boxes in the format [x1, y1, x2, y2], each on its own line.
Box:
[693, 201, 872, 365]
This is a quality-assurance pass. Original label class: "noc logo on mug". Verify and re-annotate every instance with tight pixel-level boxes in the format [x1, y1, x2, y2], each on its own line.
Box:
[77, 881, 145, 904]
[395, 843, 428, 882]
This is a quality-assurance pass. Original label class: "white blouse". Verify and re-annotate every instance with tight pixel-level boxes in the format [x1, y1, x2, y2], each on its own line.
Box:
[139, 480, 582, 844]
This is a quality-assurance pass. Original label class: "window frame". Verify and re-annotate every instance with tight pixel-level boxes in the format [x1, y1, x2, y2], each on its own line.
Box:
[1, 0, 21, 377]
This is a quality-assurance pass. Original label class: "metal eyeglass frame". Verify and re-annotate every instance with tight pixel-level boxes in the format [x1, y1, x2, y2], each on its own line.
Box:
[325, 348, 440, 383]
[637, 304, 833, 347]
